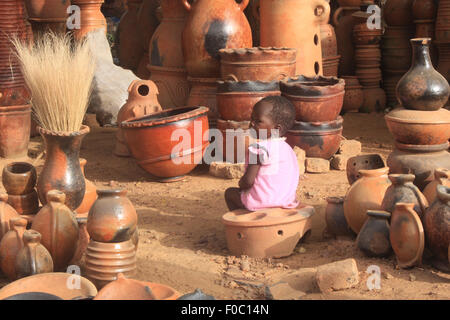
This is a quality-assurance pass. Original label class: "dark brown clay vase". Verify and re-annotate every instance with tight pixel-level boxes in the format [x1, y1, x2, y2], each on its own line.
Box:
[36, 125, 89, 210]
[75, 159, 98, 216]
[14, 230, 54, 279]
[0, 104, 31, 158]
[87, 189, 138, 243]
[356, 210, 392, 257]
[0, 217, 27, 280]
[324, 197, 354, 237]
[31, 190, 79, 271]
[0, 193, 20, 240]
[396, 38, 450, 111]
[423, 169, 450, 204]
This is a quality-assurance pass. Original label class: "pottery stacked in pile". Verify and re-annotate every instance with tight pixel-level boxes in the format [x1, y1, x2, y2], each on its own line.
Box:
[435, 0, 450, 106]
[320, 7, 340, 77]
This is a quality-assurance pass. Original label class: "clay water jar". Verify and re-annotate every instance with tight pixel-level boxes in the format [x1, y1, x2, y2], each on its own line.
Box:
[218, 47, 297, 81]
[383, 0, 415, 26]
[423, 169, 450, 204]
[181, 0, 252, 78]
[341, 76, 364, 113]
[216, 119, 251, 163]
[324, 197, 354, 237]
[343, 167, 392, 234]
[356, 210, 392, 257]
[346, 154, 386, 185]
[186, 77, 219, 124]
[121, 106, 210, 182]
[0, 217, 27, 280]
[71, 0, 107, 40]
[0, 104, 31, 158]
[222, 205, 314, 258]
[280, 76, 345, 122]
[286, 117, 343, 160]
[0, 193, 20, 239]
[216, 80, 280, 121]
[75, 159, 98, 216]
[24, 0, 71, 19]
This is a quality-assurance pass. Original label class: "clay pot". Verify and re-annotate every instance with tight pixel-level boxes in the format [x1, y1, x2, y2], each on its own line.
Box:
[24, 0, 71, 19]
[412, 0, 437, 20]
[385, 107, 450, 145]
[383, 0, 414, 26]
[87, 189, 137, 243]
[75, 159, 98, 216]
[343, 167, 392, 234]
[322, 55, 340, 77]
[258, 0, 331, 76]
[0, 272, 97, 300]
[121, 106, 210, 182]
[71, 0, 107, 40]
[0, 193, 20, 239]
[390, 202, 424, 268]
[84, 239, 137, 289]
[383, 70, 408, 106]
[186, 77, 219, 125]
[333, 6, 359, 76]
[31, 190, 79, 271]
[355, 68, 382, 88]
[397, 38, 450, 111]
[342, 76, 364, 112]
[381, 26, 414, 71]
[181, 0, 252, 78]
[94, 273, 179, 300]
[324, 197, 354, 237]
[14, 230, 54, 279]
[320, 23, 338, 58]
[435, 0, 450, 43]
[222, 205, 314, 258]
[346, 154, 386, 185]
[115, 80, 162, 157]
[0, 104, 31, 158]
[354, 45, 381, 68]
[356, 210, 392, 257]
[436, 43, 450, 98]
[0, 217, 27, 280]
[216, 80, 280, 121]
[286, 116, 343, 160]
[381, 174, 429, 218]
[218, 47, 296, 82]
[353, 23, 382, 45]
[216, 119, 251, 163]
[423, 169, 450, 204]
[360, 87, 386, 113]
[36, 125, 89, 210]
[280, 76, 345, 122]
[423, 185, 450, 271]
[69, 217, 89, 265]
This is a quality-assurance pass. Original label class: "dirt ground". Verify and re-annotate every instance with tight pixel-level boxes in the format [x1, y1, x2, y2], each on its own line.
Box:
[0, 112, 449, 300]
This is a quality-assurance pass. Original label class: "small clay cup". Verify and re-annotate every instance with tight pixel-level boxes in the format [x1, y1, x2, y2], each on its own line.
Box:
[2, 162, 37, 195]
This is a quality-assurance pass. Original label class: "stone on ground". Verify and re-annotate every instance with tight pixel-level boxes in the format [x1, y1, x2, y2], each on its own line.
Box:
[338, 140, 362, 157]
[293, 146, 306, 175]
[315, 258, 360, 293]
[306, 158, 330, 173]
[209, 162, 245, 179]
[330, 154, 349, 171]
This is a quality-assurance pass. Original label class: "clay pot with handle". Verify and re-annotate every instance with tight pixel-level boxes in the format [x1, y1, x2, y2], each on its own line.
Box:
[423, 169, 450, 204]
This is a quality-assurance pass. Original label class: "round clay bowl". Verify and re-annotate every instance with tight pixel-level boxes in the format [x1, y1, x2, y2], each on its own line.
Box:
[346, 154, 386, 185]
[0, 273, 97, 300]
[2, 162, 37, 195]
[385, 107, 450, 145]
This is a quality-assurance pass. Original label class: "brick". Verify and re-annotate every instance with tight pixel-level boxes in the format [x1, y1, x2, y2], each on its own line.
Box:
[209, 162, 245, 179]
[306, 158, 330, 173]
[315, 258, 360, 293]
[330, 154, 349, 171]
[338, 140, 362, 157]
[293, 146, 306, 175]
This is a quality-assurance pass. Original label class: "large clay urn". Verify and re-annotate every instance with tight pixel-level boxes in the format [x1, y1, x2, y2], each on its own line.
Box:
[258, 0, 330, 76]
[181, 0, 253, 78]
[75, 159, 98, 216]
[36, 125, 89, 211]
[0, 193, 20, 240]
[31, 190, 79, 271]
[423, 169, 450, 204]
[0, 218, 27, 280]
[71, 0, 107, 40]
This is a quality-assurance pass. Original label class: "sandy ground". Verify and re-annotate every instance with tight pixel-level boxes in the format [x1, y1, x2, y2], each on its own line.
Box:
[0, 112, 448, 300]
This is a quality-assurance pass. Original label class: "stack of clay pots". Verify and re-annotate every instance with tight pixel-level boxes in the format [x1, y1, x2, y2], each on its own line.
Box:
[320, 8, 340, 77]
[436, 0, 450, 103]
[24, 0, 71, 37]
[412, 0, 438, 65]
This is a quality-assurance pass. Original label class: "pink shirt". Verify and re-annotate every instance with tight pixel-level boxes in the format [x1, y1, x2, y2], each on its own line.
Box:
[241, 138, 300, 211]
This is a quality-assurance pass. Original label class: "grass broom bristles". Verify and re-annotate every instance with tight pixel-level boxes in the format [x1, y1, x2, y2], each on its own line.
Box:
[12, 32, 95, 133]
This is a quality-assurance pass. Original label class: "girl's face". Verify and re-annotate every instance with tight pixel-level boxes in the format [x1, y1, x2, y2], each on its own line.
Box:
[250, 101, 281, 139]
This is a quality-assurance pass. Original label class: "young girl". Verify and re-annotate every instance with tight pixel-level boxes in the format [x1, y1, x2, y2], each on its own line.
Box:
[224, 96, 300, 211]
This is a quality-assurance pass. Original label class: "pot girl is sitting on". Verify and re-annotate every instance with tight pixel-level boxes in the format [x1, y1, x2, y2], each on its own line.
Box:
[225, 96, 300, 211]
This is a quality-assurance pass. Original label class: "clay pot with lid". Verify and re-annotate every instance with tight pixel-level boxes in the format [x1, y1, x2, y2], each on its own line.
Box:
[217, 119, 251, 163]
[0, 193, 20, 239]
[346, 154, 386, 185]
[0, 104, 31, 158]
[356, 210, 392, 257]
[71, 0, 107, 40]
[342, 76, 364, 113]
[280, 76, 345, 122]
[324, 197, 355, 238]
[383, 0, 415, 26]
[75, 159, 98, 216]
[423, 169, 450, 204]
[0, 217, 27, 280]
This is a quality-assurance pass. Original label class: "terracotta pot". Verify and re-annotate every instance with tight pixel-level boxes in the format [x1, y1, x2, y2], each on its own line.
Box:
[14, 230, 54, 279]
[387, 142, 450, 191]
[94, 273, 179, 300]
[216, 80, 280, 121]
[286, 116, 343, 159]
[435, 0, 450, 42]
[412, 0, 437, 20]
[436, 43, 450, 100]
[36, 125, 89, 210]
[115, 80, 162, 157]
[24, 0, 71, 19]
[397, 38, 450, 111]
[280, 76, 345, 122]
[219, 47, 297, 82]
[390, 202, 424, 268]
[356, 210, 392, 257]
[69, 217, 90, 265]
[0, 217, 27, 280]
[383, 0, 414, 26]
[355, 68, 382, 88]
[346, 154, 386, 185]
[322, 55, 340, 77]
[31, 190, 79, 271]
[71, 0, 107, 40]
[341, 76, 364, 112]
[383, 71, 407, 106]
[216, 119, 251, 163]
[2, 162, 36, 196]
[258, 0, 331, 76]
[320, 23, 338, 58]
[84, 239, 137, 289]
[222, 205, 314, 258]
[353, 23, 382, 45]
[360, 87, 386, 113]
[0, 104, 31, 158]
[6, 193, 39, 216]
[333, 6, 359, 76]
[0, 272, 97, 300]
[121, 106, 210, 181]
[423, 169, 450, 204]
[75, 159, 98, 215]
[343, 167, 392, 234]
[0, 193, 20, 239]
[186, 77, 219, 125]
[324, 197, 354, 237]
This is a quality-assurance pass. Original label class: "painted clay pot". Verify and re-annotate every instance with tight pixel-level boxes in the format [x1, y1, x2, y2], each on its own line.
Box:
[115, 80, 162, 157]
[423, 185, 450, 271]
[383, 0, 415, 26]
[423, 169, 450, 204]
[385, 107, 450, 145]
[121, 107, 210, 182]
[280, 76, 345, 122]
[71, 0, 107, 40]
[84, 239, 137, 289]
[94, 273, 179, 300]
[412, 0, 437, 20]
[216, 119, 251, 163]
[381, 174, 429, 218]
[342, 76, 364, 113]
[322, 55, 340, 77]
[343, 167, 392, 234]
[324, 197, 354, 237]
[181, 0, 252, 78]
[435, 0, 450, 42]
[31, 190, 79, 271]
[186, 77, 219, 125]
[75, 159, 98, 216]
[14, 230, 54, 279]
[396, 38, 450, 111]
[0, 194, 20, 240]
[258, 0, 330, 76]
[222, 205, 314, 258]
[87, 189, 137, 243]
[216, 80, 280, 121]
[390, 202, 424, 268]
[286, 117, 343, 160]
[346, 154, 386, 185]
[218, 47, 297, 82]
[361, 87, 386, 113]
[0, 218, 27, 280]
[0, 104, 31, 158]
[356, 210, 392, 257]
[36, 125, 89, 210]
